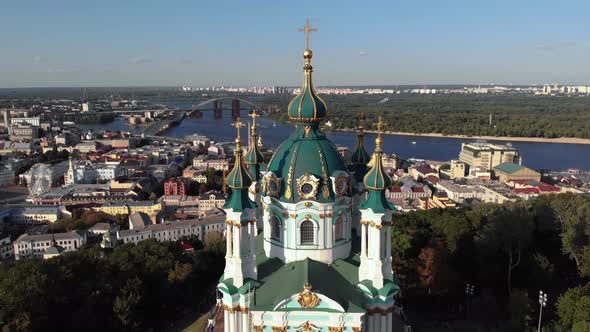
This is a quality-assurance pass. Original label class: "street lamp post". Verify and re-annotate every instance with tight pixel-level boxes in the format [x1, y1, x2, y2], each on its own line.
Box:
[465, 283, 475, 319]
[538, 290, 548, 332]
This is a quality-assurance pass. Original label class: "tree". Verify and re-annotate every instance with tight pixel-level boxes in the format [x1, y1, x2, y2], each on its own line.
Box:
[416, 239, 450, 293]
[555, 285, 590, 331]
[507, 289, 532, 331]
[472, 203, 534, 294]
[113, 277, 144, 329]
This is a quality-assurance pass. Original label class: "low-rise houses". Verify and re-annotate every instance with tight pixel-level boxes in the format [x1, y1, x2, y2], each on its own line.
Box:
[493, 162, 541, 183]
[192, 155, 230, 171]
[9, 206, 71, 225]
[436, 180, 485, 204]
[0, 165, 15, 187]
[93, 201, 162, 220]
[117, 209, 226, 245]
[13, 230, 87, 260]
[0, 236, 13, 260]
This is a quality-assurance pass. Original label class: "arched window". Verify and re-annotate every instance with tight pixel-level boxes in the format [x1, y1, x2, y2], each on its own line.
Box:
[335, 215, 344, 241]
[270, 215, 281, 241]
[300, 220, 314, 245]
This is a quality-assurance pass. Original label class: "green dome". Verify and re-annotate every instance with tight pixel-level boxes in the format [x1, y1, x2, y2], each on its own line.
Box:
[363, 151, 392, 191]
[244, 132, 264, 166]
[351, 129, 370, 165]
[226, 147, 253, 190]
[288, 50, 327, 123]
[266, 124, 348, 203]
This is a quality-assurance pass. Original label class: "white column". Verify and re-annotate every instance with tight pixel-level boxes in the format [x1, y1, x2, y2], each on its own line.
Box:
[234, 225, 241, 257]
[386, 226, 391, 259]
[224, 309, 229, 332]
[249, 222, 255, 256]
[386, 312, 393, 332]
[380, 314, 387, 332]
[226, 224, 232, 257]
[241, 309, 249, 332]
[368, 315, 376, 332]
[361, 223, 367, 257]
[228, 312, 235, 332]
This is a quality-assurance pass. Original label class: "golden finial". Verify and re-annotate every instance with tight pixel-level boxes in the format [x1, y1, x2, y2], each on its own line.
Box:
[298, 18, 318, 51]
[249, 111, 260, 129]
[376, 115, 384, 152]
[357, 112, 365, 132]
[232, 117, 246, 148]
[304, 283, 313, 291]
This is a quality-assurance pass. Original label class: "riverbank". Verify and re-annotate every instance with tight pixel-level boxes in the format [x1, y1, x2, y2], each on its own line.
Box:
[333, 128, 590, 145]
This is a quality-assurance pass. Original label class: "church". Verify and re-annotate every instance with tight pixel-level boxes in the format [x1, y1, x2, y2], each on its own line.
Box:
[217, 21, 406, 332]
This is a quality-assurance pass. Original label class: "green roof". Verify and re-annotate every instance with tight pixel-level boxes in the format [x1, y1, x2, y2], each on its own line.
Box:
[287, 51, 327, 123]
[250, 235, 366, 313]
[493, 162, 525, 174]
[363, 151, 392, 190]
[265, 124, 348, 203]
[226, 148, 252, 190]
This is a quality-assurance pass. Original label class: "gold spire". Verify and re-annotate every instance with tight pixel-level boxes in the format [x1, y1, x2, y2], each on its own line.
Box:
[231, 117, 246, 149]
[249, 111, 260, 136]
[375, 115, 384, 152]
[358, 112, 366, 134]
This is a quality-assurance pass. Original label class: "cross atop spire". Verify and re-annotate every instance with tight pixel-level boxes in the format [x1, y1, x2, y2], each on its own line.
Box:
[298, 18, 318, 50]
[249, 111, 260, 128]
[232, 117, 246, 147]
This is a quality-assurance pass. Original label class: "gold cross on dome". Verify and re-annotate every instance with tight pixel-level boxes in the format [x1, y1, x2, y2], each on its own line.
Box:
[298, 18, 318, 50]
[249, 111, 260, 127]
[232, 117, 246, 142]
[377, 115, 384, 134]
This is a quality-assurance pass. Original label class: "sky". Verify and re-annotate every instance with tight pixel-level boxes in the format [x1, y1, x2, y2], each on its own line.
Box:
[1, 0, 589, 88]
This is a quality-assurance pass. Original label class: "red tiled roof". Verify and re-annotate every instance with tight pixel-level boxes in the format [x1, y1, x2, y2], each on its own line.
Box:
[514, 188, 539, 194]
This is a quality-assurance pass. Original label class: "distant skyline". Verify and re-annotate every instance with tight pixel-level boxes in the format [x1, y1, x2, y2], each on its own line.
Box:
[1, 0, 589, 88]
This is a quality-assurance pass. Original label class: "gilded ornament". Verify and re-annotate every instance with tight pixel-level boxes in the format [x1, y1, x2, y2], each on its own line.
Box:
[299, 321, 319, 332]
[328, 327, 343, 332]
[254, 326, 264, 332]
[296, 173, 320, 200]
[304, 202, 313, 207]
[297, 283, 321, 308]
[290, 214, 298, 219]
[352, 327, 362, 332]
[272, 327, 287, 332]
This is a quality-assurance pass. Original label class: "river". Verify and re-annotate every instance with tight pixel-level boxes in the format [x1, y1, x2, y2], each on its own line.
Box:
[80, 101, 590, 171]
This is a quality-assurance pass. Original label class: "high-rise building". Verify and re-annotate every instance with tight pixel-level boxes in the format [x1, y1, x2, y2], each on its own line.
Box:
[458, 142, 521, 171]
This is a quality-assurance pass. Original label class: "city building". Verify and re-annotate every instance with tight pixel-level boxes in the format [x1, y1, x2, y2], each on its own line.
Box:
[458, 142, 521, 171]
[10, 124, 41, 141]
[419, 192, 457, 210]
[409, 163, 439, 181]
[13, 230, 87, 260]
[163, 177, 187, 196]
[118, 210, 226, 245]
[435, 180, 485, 204]
[192, 155, 230, 171]
[0, 165, 15, 187]
[92, 201, 162, 220]
[0, 236, 13, 260]
[9, 206, 71, 225]
[492, 162, 541, 183]
[197, 191, 226, 212]
[449, 159, 466, 179]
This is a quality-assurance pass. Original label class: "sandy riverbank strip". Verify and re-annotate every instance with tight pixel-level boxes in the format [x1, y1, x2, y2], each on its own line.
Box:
[331, 128, 590, 145]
